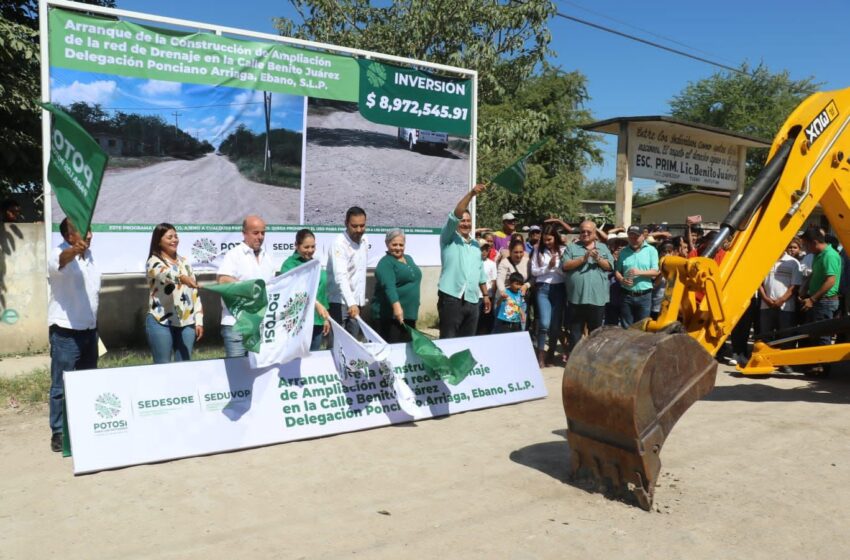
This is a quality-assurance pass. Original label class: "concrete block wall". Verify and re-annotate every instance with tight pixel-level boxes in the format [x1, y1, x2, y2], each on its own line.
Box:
[0, 224, 443, 354]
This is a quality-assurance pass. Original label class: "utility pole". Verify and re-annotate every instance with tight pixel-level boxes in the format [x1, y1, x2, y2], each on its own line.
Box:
[263, 92, 272, 176]
[172, 111, 183, 130]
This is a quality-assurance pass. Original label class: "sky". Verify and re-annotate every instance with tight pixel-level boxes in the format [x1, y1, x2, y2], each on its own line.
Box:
[50, 68, 305, 145]
[84, 0, 850, 185]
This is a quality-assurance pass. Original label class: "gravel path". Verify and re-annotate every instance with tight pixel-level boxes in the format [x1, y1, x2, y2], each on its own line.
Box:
[52, 153, 300, 225]
[3, 363, 850, 558]
[303, 109, 470, 227]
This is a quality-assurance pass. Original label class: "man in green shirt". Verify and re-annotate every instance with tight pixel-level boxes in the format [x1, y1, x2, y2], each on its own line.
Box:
[614, 225, 659, 327]
[438, 183, 491, 338]
[562, 220, 613, 352]
[800, 228, 841, 349]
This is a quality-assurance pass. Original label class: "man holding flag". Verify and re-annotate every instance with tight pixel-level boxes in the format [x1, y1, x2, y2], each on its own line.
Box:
[217, 215, 278, 358]
[41, 103, 108, 453]
[437, 183, 491, 339]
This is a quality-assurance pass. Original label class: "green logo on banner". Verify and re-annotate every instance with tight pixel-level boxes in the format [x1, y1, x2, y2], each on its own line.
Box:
[95, 393, 122, 419]
[365, 62, 387, 88]
[357, 59, 472, 136]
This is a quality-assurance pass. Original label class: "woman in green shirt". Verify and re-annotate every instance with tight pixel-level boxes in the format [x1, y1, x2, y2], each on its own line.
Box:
[279, 229, 330, 351]
[372, 229, 422, 343]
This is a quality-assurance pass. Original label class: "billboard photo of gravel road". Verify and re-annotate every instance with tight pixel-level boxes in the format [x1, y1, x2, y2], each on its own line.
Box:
[49, 68, 305, 226]
[303, 100, 470, 228]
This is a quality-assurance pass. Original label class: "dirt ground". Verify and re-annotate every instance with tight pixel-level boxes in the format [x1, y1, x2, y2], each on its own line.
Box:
[2, 363, 850, 559]
[51, 153, 300, 225]
[303, 108, 469, 227]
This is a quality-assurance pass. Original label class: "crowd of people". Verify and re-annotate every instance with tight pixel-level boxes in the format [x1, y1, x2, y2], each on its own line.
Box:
[43, 184, 847, 452]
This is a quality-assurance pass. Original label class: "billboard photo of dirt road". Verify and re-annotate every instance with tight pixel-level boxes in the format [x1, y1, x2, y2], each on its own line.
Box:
[49, 68, 305, 226]
[304, 100, 470, 228]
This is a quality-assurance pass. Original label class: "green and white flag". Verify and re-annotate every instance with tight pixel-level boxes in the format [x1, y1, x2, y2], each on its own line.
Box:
[204, 279, 268, 353]
[404, 325, 477, 386]
[41, 102, 108, 238]
[489, 138, 549, 194]
[248, 260, 320, 368]
[330, 317, 417, 416]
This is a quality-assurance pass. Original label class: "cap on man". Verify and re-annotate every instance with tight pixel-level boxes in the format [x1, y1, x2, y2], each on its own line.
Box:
[493, 212, 518, 254]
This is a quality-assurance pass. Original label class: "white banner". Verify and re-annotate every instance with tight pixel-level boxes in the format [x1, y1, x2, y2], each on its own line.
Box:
[628, 122, 740, 190]
[248, 260, 320, 368]
[65, 332, 545, 474]
[51, 229, 443, 274]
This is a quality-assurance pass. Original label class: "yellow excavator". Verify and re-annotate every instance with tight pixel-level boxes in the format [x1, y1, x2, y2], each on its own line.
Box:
[563, 88, 850, 510]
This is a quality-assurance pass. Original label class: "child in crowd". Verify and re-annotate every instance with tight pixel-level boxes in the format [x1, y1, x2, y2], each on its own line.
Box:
[493, 272, 527, 333]
[477, 241, 498, 334]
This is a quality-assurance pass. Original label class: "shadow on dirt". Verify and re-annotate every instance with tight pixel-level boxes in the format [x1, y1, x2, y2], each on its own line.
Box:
[706, 373, 850, 405]
[509, 428, 571, 484]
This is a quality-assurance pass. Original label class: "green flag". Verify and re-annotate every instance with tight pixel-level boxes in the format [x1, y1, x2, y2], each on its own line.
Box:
[404, 325, 477, 385]
[40, 102, 108, 238]
[204, 280, 268, 353]
[489, 138, 549, 194]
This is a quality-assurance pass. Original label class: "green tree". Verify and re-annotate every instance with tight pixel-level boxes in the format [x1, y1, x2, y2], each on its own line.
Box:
[275, 0, 556, 104]
[669, 63, 819, 186]
[275, 1, 601, 227]
[0, 0, 115, 204]
[476, 67, 600, 227]
[580, 178, 615, 201]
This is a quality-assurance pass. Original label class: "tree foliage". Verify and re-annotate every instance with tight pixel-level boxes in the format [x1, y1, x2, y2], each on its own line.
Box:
[669, 63, 820, 186]
[276, 0, 555, 105]
[476, 67, 600, 227]
[275, 0, 602, 228]
[0, 0, 116, 204]
[62, 102, 214, 159]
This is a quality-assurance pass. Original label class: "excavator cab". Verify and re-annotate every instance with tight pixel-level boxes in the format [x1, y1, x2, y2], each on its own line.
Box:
[562, 87, 850, 510]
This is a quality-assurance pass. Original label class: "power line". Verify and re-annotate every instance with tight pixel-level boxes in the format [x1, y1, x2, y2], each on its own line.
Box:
[551, 8, 751, 76]
[558, 0, 740, 68]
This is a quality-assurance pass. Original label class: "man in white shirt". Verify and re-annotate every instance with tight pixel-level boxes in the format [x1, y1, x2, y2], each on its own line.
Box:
[217, 215, 278, 357]
[48, 218, 101, 452]
[327, 206, 368, 338]
[759, 249, 802, 336]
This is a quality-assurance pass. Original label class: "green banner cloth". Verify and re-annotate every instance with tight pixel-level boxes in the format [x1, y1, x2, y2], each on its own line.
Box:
[49, 8, 359, 102]
[358, 59, 472, 136]
[204, 280, 268, 352]
[489, 138, 549, 194]
[41, 102, 108, 238]
[403, 325, 477, 385]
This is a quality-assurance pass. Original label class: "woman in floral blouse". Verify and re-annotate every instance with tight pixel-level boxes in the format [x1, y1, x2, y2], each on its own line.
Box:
[145, 223, 203, 363]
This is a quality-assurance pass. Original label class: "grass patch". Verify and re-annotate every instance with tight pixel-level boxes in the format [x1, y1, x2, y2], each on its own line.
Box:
[234, 158, 301, 188]
[99, 345, 226, 368]
[0, 346, 227, 407]
[0, 367, 50, 406]
[107, 156, 174, 170]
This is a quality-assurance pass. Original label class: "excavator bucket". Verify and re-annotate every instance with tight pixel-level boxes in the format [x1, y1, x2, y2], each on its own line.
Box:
[562, 326, 717, 510]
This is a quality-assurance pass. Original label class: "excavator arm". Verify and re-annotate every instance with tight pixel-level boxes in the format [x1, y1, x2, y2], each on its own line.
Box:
[563, 88, 850, 509]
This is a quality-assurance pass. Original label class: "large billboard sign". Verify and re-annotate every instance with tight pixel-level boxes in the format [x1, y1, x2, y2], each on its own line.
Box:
[45, 5, 476, 272]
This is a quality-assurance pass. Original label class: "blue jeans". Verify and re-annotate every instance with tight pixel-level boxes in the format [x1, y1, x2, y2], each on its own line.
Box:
[311, 324, 325, 351]
[620, 290, 652, 328]
[806, 298, 840, 346]
[329, 302, 361, 339]
[145, 314, 195, 363]
[535, 282, 565, 351]
[221, 324, 247, 358]
[49, 326, 98, 434]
